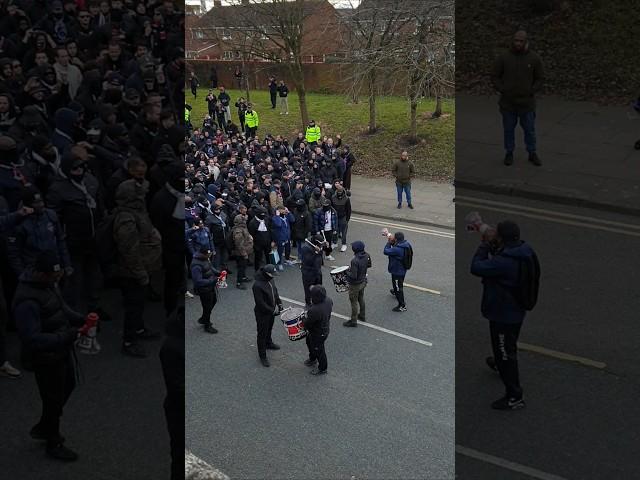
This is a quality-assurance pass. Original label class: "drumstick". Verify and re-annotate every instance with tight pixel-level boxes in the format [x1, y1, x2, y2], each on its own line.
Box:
[321, 231, 327, 243]
[305, 238, 322, 252]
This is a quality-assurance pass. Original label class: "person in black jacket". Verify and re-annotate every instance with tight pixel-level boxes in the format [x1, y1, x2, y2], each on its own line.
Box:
[268, 76, 277, 109]
[304, 284, 332, 375]
[251, 264, 283, 367]
[300, 234, 324, 307]
[14, 251, 87, 461]
[247, 206, 273, 272]
[190, 247, 220, 333]
[343, 240, 370, 327]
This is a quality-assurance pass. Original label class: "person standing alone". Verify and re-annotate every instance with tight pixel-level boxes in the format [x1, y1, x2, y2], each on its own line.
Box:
[277, 80, 289, 115]
[392, 151, 415, 209]
[268, 76, 277, 109]
[492, 29, 544, 166]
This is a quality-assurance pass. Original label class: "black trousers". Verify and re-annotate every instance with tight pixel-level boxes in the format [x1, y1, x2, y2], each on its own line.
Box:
[198, 289, 217, 326]
[306, 332, 328, 371]
[34, 356, 76, 447]
[255, 312, 275, 358]
[236, 256, 247, 282]
[489, 321, 523, 399]
[246, 126, 257, 138]
[164, 253, 186, 316]
[302, 272, 322, 305]
[270, 91, 277, 108]
[120, 278, 146, 342]
[254, 244, 271, 271]
[391, 274, 405, 307]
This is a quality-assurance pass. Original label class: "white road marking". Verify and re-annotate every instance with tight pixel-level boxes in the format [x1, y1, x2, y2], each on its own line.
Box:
[519, 342, 607, 369]
[456, 445, 570, 480]
[280, 296, 433, 347]
[456, 197, 640, 237]
[404, 282, 441, 296]
[350, 215, 455, 239]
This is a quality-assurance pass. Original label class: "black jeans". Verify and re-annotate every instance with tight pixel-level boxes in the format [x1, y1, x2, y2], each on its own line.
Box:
[236, 256, 247, 282]
[164, 252, 186, 316]
[391, 274, 405, 307]
[306, 332, 328, 371]
[302, 272, 322, 305]
[270, 91, 277, 108]
[212, 244, 230, 271]
[254, 244, 271, 271]
[198, 289, 217, 326]
[255, 312, 275, 358]
[34, 356, 76, 447]
[120, 277, 146, 342]
[489, 321, 523, 399]
[63, 250, 101, 311]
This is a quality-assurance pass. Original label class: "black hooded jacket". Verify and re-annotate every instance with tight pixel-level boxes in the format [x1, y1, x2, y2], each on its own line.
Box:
[304, 286, 332, 336]
[252, 269, 282, 316]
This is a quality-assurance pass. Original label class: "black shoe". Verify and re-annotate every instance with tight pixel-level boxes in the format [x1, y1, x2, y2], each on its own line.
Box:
[392, 305, 407, 312]
[204, 325, 218, 334]
[236, 283, 247, 290]
[304, 358, 317, 367]
[529, 152, 542, 166]
[135, 328, 161, 340]
[491, 396, 525, 410]
[485, 356, 498, 372]
[266, 343, 280, 350]
[397, 203, 402, 209]
[310, 368, 327, 375]
[197, 317, 206, 325]
[342, 320, 357, 327]
[408, 204, 414, 209]
[260, 357, 270, 367]
[122, 342, 147, 358]
[30, 425, 64, 443]
[504, 152, 514, 166]
[46, 443, 78, 461]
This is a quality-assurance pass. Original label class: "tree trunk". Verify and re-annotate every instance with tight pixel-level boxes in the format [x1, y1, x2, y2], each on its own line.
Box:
[290, 60, 309, 129]
[242, 58, 250, 102]
[433, 93, 442, 118]
[409, 98, 418, 144]
[368, 69, 377, 133]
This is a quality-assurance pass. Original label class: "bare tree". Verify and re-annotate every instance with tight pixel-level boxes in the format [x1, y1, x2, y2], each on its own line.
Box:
[339, 0, 415, 133]
[220, 0, 335, 129]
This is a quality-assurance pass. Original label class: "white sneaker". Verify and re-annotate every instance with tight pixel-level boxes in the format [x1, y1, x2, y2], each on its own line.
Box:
[285, 112, 289, 115]
[279, 112, 283, 115]
[331, 243, 338, 249]
[278, 264, 284, 271]
[326, 255, 335, 261]
[340, 245, 347, 252]
[0, 361, 21, 378]
[185, 291, 195, 298]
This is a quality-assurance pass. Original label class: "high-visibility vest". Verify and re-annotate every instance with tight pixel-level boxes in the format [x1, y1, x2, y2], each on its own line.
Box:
[305, 125, 321, 143]
[245, 110, 259, 128]
[184, 107, 190, 123]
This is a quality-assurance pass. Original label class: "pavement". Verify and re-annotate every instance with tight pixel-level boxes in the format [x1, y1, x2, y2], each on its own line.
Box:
[186, 217, 455, 479]
[0, 287, 172, 480]
[455, 190, 640, 479]
[350, 174, 455, 229]
[456, 94, 640, 216]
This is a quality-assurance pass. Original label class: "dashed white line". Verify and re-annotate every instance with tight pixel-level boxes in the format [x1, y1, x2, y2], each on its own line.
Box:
[456, 445, 570, 480]
[279, 296, 433, 347]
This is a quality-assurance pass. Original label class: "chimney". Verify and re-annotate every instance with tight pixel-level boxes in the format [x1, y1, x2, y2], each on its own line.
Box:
[214, 0, 222, 6]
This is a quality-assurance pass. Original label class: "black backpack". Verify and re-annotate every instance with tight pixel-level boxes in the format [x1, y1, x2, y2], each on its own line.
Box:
[402, 244, 413, 270]
[505, 249, 540, 311]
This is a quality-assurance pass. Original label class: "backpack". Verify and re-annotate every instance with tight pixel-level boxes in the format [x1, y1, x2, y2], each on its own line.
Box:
[402, 244, 413, 270]
[505, 250, 541, 311]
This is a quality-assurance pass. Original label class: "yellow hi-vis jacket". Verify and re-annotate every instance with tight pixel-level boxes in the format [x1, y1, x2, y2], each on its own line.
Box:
[245, 110, 259, 128]
[305, 125, 321, 143]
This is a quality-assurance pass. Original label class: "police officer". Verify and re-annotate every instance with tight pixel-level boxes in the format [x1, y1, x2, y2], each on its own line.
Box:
[251, 264, 283, 367]
[190, 246, 220, 334]
[244, 103, 259, 138]
[13, 250, 89, 461]
[300, 234, 324, 308]
[305, 120, 321, 147]
[304, 285, 333, 375]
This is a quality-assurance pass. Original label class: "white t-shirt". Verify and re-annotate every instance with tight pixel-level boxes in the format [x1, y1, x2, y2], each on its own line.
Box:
[324, 211, 332, 231]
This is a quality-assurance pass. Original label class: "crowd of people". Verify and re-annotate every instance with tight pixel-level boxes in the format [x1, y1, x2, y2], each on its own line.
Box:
[184, 81, 415, 373]
[0, 0, 185, 474]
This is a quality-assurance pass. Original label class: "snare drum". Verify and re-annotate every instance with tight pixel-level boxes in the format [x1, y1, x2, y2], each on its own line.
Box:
[329, 266, 350, 293]
[280, 307, 307, 341]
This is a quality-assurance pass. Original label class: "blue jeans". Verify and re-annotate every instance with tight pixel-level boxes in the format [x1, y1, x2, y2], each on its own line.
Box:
[296, 239, 304, 262]
[276, 241, 291, 265]
[396, 183, 412, 205]
[501, 110, 536, 154]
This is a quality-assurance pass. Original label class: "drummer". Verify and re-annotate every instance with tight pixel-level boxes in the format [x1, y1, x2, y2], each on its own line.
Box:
[303, 285, 333, 375]
[300, 234, 325, 308]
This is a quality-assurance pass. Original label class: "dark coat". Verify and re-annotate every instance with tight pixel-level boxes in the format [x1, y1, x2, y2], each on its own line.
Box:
[347, 249, 369, 285]
[252, 270, 282, 317]
[383, 240, 411, 277]
[305, 288, 332, 336]
[312, 207, 337, 234]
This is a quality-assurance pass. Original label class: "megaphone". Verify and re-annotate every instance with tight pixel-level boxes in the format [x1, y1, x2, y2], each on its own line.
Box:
[76, 313, 101, 355]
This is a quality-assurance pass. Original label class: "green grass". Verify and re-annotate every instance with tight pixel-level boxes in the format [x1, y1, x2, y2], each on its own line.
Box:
[189, 88, 455, 182]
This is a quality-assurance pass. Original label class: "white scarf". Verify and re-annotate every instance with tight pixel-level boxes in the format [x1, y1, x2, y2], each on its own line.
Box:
[165, 182, 185, 220]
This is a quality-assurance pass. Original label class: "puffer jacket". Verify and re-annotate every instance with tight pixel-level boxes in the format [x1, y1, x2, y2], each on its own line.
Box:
[312, 207, 337, 234]
[383, 240, 411, 277]
[271, 212, 295, 243]
[231, 214, 254, 258]
[113, 179, 162, 284]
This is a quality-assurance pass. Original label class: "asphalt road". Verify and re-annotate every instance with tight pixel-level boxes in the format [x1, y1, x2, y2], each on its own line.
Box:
[455, 189, 640, 480]
[186, 216, 455, 479]
[0, 287, 172, 480]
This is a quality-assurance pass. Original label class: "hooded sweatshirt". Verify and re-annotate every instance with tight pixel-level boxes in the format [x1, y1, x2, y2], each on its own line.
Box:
[470, 240, 536, 324]
[304, 286, 333, 336]
[347, 241, 370, 285]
